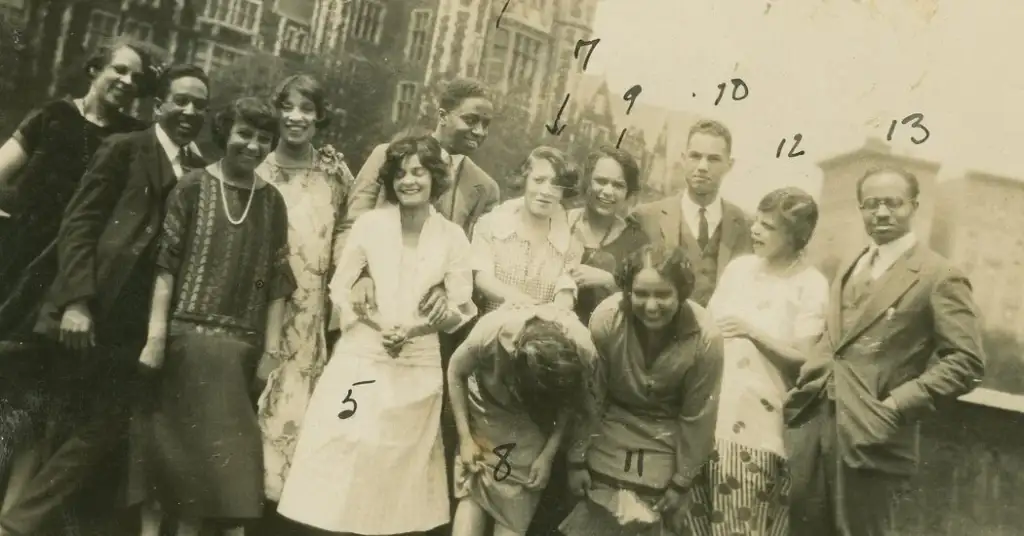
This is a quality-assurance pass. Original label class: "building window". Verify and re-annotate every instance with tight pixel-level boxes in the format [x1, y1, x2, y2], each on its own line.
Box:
[392, 81, 418, 124]
[484, 28, 509, 86]
[83, 9, 118, 52]
[204, 0, 260, 33]
[349, 0, 385, 43]
[509, 33, 541, 90]
[283, 25, 309, 52]
[194, 40, 243, 72]
[405, 9, 432, 62]
[122, 19, 154, 42]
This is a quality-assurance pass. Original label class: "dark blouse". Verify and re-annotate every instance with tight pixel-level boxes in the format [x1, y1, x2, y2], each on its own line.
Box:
[158, 170, 297, 337]
[0, 99, 143, 333]
[572, 215, 650, 326]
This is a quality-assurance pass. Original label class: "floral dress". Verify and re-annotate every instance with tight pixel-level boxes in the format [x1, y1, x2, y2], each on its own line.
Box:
[255, 145, 355, 501]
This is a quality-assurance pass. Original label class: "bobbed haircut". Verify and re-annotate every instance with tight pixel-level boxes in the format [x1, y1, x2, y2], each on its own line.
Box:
[210, 97, 280, 150]
[506, 146, 581, 199]
[582, 145, 642, 197]
[756, 186, 819, 251]
[617, 244, 697, 309]
[273, 73, 330, 128]
[377, 134, 450, 204]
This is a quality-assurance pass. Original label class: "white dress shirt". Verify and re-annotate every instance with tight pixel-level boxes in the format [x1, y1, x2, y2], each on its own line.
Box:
[681, 191, 723, 238]
[854, 231, 918, 280]
[154, 124, 201, 179]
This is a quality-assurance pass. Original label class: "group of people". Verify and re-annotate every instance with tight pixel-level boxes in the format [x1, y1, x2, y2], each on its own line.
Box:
[0, 35, 987, 536]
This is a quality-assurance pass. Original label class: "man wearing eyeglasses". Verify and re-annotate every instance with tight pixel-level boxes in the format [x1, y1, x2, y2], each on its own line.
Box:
[784, 166, 985, 535]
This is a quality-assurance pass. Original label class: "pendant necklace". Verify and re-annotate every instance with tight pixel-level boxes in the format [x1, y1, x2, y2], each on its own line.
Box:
[217, 162, 258, 225]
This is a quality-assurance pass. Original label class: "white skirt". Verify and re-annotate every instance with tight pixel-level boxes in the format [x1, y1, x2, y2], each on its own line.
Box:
[277, 327, 449, 534]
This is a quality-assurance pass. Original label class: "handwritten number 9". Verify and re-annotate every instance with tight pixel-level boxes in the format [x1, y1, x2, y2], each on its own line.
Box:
[492, 443, 515, 482]
[622, 85, 642, 115]
[714, 78, 749, 106]
[886, 113, 930, 145]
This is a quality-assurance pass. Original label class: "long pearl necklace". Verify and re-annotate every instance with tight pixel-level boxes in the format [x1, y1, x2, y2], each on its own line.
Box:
[217, 162, 258, 225]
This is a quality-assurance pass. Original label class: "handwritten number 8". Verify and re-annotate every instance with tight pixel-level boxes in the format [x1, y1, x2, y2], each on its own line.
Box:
[492, 443, 515, 482]
[886, 113, 930, 145]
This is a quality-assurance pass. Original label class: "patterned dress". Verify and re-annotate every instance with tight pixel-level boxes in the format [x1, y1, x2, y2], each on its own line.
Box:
[470, 198, 583, 313]
[704, 254, 828, 535]
[255, 145, 355, 502]
[139, 168, 296, 520]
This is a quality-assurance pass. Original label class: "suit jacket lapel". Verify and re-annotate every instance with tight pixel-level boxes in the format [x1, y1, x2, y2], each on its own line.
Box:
[658, 197, 683, 249]
[826, 251, 863, 349]
[836, 247, 923, 351]
[146, 129, 175, 195]
[716, 203, 746, 278]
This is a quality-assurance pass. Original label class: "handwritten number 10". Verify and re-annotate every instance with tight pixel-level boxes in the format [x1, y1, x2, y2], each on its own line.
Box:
[886, 113, 930, 145]
[714, 78, 749, 106]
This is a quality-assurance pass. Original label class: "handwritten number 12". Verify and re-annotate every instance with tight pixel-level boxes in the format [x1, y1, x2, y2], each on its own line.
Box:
[776, 134, 806, 158]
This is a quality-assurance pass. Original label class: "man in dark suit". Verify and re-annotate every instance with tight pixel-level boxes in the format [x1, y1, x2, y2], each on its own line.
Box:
[784, 166, 985, 536]
[631, 119, 752, 306]
[0, 64, 209, 536]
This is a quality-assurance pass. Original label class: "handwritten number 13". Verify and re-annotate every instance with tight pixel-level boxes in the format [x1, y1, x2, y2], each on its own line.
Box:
[887, 113, 930, 145]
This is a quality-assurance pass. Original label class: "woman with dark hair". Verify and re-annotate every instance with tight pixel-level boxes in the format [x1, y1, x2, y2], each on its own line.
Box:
[560, 245, 724, 536]
[0, 36, 161, 328]
[566, 145, 650, 325]
[254, 73, 357, 504]
[701, 187, 828, 535]
[447, 302, 600, 536]
[277, 134, 478, 535]
[472, 146, 583, 313]
[134, 97, 294, 536]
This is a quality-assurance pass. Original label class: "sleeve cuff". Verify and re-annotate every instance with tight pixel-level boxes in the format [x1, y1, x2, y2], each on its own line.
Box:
[888, 380, 935, 421]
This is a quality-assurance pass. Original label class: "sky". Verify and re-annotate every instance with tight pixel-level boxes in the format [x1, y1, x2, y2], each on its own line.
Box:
[588, 0, 1024, 210]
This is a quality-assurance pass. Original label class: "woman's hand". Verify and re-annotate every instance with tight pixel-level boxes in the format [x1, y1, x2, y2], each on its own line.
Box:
[382, 325, 410, 357]
[419, 285, 449, 326]
[138, 337, 166, 372]
[567, 467, 592, 496]
[350, 276, 377, 318]
[458, 438, 484, 474]
[569, 264, 615, 289]
[525, 451, 556, 490]
[716, 314, 752, 339]
[654, 487, 690, 517]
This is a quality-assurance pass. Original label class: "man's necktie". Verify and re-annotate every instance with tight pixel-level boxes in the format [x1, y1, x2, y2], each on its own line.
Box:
[180, 145, 199, 172]
[697, 207, 709, 251]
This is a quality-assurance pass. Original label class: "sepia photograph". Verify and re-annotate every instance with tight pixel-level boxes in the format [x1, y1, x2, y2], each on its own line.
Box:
[0, 0, 1020, 534]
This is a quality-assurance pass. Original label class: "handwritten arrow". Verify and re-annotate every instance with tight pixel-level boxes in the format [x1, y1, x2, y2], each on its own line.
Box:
[545, 93, 570, 136]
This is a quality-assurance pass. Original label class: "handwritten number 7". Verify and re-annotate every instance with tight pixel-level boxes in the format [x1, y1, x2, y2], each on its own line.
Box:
[573, 38, 600, 72]
[624, 449, 645, 477]
[776, 134, 805, 158]
[493, 442, 515, 482]
[886, 113, 930, 145]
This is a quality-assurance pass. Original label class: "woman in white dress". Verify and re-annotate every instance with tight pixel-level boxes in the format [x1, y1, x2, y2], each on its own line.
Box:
[703, 187, 829, 536]
[277, 134, 477, 535]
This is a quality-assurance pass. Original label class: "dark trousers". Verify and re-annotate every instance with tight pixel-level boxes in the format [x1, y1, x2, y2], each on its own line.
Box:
[786, 399, 906, 536]
[0, 336, 141, 535]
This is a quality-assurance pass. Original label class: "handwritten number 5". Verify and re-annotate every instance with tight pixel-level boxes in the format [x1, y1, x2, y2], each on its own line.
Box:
[493, 442, 515, 482]
[714, 78, 749, 106]
[776, 134, 806, 158]
[337, 389, 357, 420]
[886, 113, 930, 145]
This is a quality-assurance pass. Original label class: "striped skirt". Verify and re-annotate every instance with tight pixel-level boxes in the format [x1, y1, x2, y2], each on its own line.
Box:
[702, 438, 789, 536]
